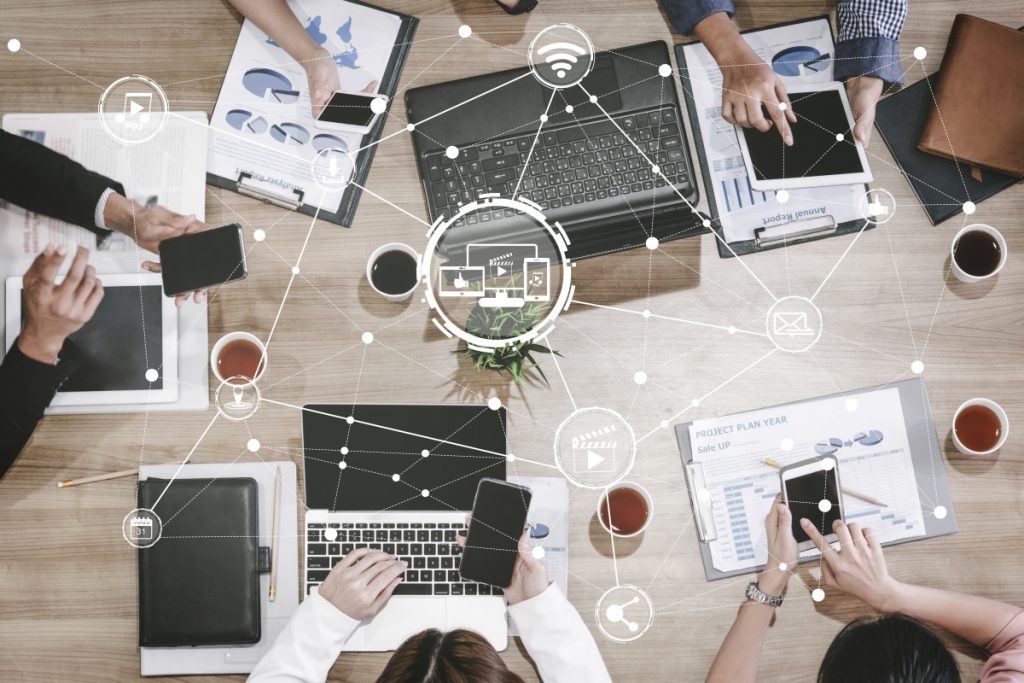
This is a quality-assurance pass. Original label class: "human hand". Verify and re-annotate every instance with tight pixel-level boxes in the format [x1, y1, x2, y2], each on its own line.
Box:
[135, 213, 209, 308]
[304, 47, 342, 118]
[18, 244, 104, 364]
[758, 496, 798, 595]
[317, 548, 407, 620]
[800, 517, 901, 611]
[457, 518, 549, 605]
[845, 76, 884, 147]
[718, 45, 796, 145]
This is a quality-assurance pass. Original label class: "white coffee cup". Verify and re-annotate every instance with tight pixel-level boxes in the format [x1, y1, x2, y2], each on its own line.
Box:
[951, 398, 1008, 456]
[951, 224, 1007, 284]
[366, 242, 420, 301]
[597, 482, 654, 538]
[211, 331, 267, 385]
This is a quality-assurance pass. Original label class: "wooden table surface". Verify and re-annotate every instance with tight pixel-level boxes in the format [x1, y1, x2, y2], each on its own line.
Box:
[1, 1, 1021, 681]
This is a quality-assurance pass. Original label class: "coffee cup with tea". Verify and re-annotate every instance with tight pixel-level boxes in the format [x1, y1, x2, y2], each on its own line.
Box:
[952, 398, 1008, 456]
[951, 224, 1007, 284]
[367, 242, 420, 301]
[211, 332, 268, 385]
[597, 482, 653, 538]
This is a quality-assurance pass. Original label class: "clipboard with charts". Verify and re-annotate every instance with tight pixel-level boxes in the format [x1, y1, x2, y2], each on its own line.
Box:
[674, 16, 875, 258]
[674, 377, 958, 581]
[206, 0, 417, 226]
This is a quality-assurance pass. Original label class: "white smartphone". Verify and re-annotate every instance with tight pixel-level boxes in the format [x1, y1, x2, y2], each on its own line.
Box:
[779, 456, 844, 552]
[523, 257, 550, 302]
[315, 89, 387, 135]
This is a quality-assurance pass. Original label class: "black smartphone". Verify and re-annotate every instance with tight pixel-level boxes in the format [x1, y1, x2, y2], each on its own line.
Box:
[157, 223, 247, 297]
[459, 478, 532, 588]
[780, 456, 844, 551]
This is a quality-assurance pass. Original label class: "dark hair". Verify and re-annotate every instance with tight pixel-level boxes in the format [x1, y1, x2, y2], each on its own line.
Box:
[818, 613, 959, 683]
[376, 629, 525, 683]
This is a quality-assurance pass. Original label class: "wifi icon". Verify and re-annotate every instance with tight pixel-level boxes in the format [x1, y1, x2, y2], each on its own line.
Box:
[537, 41, 586, 79]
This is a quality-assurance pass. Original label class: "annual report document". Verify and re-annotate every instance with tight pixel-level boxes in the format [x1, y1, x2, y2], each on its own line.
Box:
[688, 386, 925, 574]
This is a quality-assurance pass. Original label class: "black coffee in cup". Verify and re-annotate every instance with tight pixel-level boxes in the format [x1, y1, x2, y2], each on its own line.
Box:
[370, 249, 417, 295]
[953, 230, 1002, 277]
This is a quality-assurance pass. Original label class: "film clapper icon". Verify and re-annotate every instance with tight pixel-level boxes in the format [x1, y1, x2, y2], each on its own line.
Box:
[571, 424, 617, 473]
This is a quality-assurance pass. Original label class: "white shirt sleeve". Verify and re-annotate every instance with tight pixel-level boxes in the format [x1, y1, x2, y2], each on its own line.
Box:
[508, 584, 613, 683]
[247, 594, 360, 683]
[93, 187, 115, 230]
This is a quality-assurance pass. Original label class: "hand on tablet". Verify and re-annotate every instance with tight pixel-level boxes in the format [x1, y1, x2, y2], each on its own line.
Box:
[845, 76, 884, 147]
[800, 518, 901, 611]
[18, 245, 103, 364]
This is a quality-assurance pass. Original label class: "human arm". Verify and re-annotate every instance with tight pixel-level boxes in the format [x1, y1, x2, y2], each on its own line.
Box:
[247, 549, 405, 683]
[835, 0, 908, 145]
[801, 518, 1022, 651]
[705, 498, 798, 683]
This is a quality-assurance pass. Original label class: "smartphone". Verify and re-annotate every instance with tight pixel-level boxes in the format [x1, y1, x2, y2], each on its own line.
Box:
[157, 223, 247, 297]
[780, 456, 844, 552]
[523, 257, 550, 302]
[459, 478, 533, 588]
[315, 90, 387, 135]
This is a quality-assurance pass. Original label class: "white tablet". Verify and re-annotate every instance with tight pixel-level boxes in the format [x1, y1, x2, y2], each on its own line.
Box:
[5, 273, 179, 406]
[736, 82, 873, 191]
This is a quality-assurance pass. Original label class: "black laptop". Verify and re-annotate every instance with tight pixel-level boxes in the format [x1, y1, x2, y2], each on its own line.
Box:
[405, 41, 706, 261]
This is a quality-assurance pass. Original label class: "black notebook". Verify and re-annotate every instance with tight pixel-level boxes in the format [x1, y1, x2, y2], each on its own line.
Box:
[137, 478, 261, 647]
[875, 73, 1020, 225]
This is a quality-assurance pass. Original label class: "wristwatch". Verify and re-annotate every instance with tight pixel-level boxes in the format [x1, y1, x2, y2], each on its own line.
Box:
[745, 581, 784, 607]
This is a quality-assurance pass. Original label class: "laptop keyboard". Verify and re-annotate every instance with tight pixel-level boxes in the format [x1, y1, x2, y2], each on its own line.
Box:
[306, 521, 501, 598]
[424, 105, 690, 223]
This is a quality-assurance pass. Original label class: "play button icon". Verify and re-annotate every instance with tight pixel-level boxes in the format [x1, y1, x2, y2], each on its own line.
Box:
[129, 100, 144, 115]
[587, 450, 605, 470]
[496, 266, 508, 277]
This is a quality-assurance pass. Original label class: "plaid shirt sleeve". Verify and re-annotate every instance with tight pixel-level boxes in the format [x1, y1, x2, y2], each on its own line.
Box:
[834, 0, 909, 85]
[660, 0, 736, 36]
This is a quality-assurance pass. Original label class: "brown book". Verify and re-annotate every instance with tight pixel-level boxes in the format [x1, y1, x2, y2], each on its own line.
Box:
[917, 14, 1024, 178]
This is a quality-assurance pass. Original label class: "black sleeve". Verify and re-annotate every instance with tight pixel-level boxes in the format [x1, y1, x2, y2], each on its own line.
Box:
[0, 129, 125, 235]
[0, 338, 81, 479]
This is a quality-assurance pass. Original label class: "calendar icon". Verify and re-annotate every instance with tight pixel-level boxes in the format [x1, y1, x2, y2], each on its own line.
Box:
[130, 516, 154, 540]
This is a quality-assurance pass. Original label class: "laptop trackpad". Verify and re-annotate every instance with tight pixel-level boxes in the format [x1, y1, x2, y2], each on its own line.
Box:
[446, 597, 508, 652]
[361, 598, 445, 650]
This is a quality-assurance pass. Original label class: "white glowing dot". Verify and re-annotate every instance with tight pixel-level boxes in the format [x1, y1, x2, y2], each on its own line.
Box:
[821, 458, 836, 471]
[589, 94, 598, 103]
[963, 201, 976, 215]
[776, 190, 790, 203]
[818, 499, 832, 513]
[507, 453, 516, 462]
[728, 326, 736, 335]
[370, 97, 387, 114]
[658, 63, 672, 78]
[913, 46, 927, 60]
[531, 545, 545, 559]
[660, 420, 668, 429]
[778, 102, 787, 111]
[338, 461, 348, 470]
[421, 449, 430, 458]
[933, 505, 947, 519]
[642, 309, 651, 318]
[487, 397, 501, 411]
[362, 331, 374, 344]
[445, 146, 459, 159]
[145, 368, 158, 382]
[346, 416, 354, 424]
[697, 488, 712, 502]
[691, 399, 700, 408]
[406, 123, 415, 132]
[392, 473, 400, 482]
[7, 39, 20, 53]
[340, 446, 349, 455]
[564, 105, 574, 114]
[778, 562, 788, 571]
[253, 229, 266, 242]
[324, 528, 338, 541]
[845, 398, 858, 412]
[540, 114, 548, 123]
[702, 219, 712, 228]
[421, 489, 430, 497]
[458, 24, 472, 39]
[247, 438, 260, 452]
[911, 360, 924, 375]
[812, 588, 825, 602]
[651, 164, 660, 174]
[645, 236, 659, 250]
[780, 438, 794, 452]
[836, 133, 844, 142]
[634, 371, 647, 385]
[291, 266, 300, 275]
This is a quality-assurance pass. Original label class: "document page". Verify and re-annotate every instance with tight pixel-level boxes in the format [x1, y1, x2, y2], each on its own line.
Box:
[680, 18, 868, 243]
[688, 387, 925, 574]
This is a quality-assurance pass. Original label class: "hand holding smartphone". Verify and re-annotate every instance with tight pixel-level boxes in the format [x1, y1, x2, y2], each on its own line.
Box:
[459, 478, 532, 588]
[157, 223, 247, 297]
[315, 89, 388, 135]
[780, 456, 844, 552]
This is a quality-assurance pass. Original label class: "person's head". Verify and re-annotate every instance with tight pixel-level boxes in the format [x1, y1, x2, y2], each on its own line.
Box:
[818, 613, 959, 683]
[376, 629, 524, 683]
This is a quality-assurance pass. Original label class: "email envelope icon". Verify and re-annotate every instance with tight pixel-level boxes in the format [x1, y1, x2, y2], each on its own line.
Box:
[773, 311, 813, 336]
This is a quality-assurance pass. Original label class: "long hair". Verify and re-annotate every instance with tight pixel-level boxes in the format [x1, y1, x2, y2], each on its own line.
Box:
[376, 629, 525, 683]
[818, 613, 960, 683]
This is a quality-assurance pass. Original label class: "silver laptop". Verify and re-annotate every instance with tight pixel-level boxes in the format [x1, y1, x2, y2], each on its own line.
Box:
[301, 403, 509, 651]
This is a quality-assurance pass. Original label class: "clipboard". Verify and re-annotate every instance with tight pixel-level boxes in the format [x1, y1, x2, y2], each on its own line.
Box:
[206, 1, 418, 227]
[674, 377, 958, 581]
[674, 16, 875, 258]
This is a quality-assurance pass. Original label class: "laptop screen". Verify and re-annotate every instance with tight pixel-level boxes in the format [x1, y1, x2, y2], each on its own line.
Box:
[302, 404, 507, 512]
